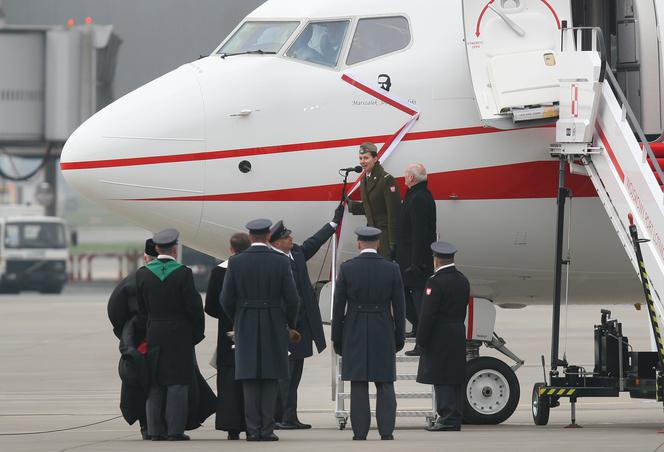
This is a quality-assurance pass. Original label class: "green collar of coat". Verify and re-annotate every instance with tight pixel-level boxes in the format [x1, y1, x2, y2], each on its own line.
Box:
[146, 258, 182, 281]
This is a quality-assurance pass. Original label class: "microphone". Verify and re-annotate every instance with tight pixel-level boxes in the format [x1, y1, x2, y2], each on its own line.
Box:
[340, 165, 363, 173]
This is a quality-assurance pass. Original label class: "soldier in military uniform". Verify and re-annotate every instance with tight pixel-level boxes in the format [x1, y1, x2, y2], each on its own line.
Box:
[220, 219, 300, 442]
[107, 238, 158, 440]
[136, 229, 205, 441]
[331, 227, 406, 440]
[416, 242, 469, 432]
[347, 142, 401, 259]
[270, 205, 343, 429]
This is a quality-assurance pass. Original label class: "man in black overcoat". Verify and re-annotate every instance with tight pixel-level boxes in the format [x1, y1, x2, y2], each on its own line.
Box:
[136, 228, 205, 441]
[332, 226, 406, 440]
[220, 219, 299, 442]
[204, 232, 250, 440]
[107, 239, 158, 440]
[396, 163, 437, 356]
[270, 205, 343, 429]
[416, 241, 469, 432]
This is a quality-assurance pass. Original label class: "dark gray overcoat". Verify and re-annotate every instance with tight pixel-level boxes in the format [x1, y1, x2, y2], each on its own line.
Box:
[416, 266, 470, 385]
[288, 223, 334, 359]
[220, 245, 299, 380]
[136, 260, 205, 386]
[331, 252, 406, 382]
[395, 180, 436, 288]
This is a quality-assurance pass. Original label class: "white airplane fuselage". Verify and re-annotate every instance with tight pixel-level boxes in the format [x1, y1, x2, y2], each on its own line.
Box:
[60, 0, 644, 306]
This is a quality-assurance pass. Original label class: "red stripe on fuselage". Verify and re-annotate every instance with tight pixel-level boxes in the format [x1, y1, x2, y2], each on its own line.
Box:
[126, 160, 596, 202]
[59, 126, 530, 171]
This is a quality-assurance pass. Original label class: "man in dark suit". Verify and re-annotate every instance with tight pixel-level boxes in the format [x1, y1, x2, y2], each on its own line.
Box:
[416, 242, 469, 432]
[332, 226, 406, 440]
[396, 163, 437, 356]
[107, 239, 158, 440]
[270, 205, 343, 429]
[347, 142, 401, 259]
[220, 219, 300, 442]
[204, 232, 251, 440]
[136, 229, 205, 441]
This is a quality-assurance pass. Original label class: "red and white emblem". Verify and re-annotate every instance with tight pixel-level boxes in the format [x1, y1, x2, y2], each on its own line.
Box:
[426, 287, 432, 296]
[389, 186, 396, 192]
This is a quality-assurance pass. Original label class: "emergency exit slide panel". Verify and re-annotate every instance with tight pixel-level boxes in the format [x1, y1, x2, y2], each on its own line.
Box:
[462, 0, 572, 128]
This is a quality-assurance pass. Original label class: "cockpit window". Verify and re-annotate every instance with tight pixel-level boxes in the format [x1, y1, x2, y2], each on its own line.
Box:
[285, 21, 350, 67]
[219, 21, 299, 55]
[346, 17, 411, 65]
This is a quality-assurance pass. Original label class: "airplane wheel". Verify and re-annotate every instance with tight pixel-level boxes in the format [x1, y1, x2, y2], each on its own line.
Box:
[463, 357, 520, 425]
[532, 382, 550, 425]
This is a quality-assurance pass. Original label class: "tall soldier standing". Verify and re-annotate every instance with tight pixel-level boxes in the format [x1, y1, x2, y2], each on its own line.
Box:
[332, 227, 406, 440]
[347, 142, 401, 259]
[136, 229, 205, 441]
[204, 232, 251, 440]
[270, 205, 343, 429]
[220, 219, 299, 442]
[416, 242, 469, 432]
[107, 238, 158, 440]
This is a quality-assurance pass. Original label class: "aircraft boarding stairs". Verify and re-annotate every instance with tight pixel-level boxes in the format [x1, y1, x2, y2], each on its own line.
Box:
[548, 28, 664, 334]
[460, 21, 664, 424]
[332, 339, 437, 431]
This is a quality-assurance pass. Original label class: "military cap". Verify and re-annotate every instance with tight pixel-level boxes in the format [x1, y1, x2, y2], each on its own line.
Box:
[355, 226, 382, 242]
[269, 220, 292, 243]
[144, 238, 158, 257]
[431, 241, 458, 258]
[359, 142, 378, 157]
[246, 218, 272, 235]
[153, 228, 179, 248]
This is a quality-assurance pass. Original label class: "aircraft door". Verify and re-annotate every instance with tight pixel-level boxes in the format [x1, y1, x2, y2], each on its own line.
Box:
[461, 0, 572, 129]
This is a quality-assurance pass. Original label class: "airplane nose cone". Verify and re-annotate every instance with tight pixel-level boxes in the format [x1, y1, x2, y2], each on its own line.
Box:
[60, 64, 206, 203]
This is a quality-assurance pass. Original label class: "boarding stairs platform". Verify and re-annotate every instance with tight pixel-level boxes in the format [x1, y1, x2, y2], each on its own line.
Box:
[463, 18, 664, 322]
[548, 27, 664, 325]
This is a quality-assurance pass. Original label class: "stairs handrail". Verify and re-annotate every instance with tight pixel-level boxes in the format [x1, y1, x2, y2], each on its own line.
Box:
[561, 25, 664, 194]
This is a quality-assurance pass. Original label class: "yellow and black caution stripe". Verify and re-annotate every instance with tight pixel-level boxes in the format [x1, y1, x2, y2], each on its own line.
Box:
[629, 222, 664, 402]
[539, 388, 576, 396]
[630, 225, 664, 366]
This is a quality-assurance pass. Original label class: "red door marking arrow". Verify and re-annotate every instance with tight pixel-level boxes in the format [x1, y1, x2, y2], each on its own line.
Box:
[475, 0, 495, 37]
[540, 0, 561, 29]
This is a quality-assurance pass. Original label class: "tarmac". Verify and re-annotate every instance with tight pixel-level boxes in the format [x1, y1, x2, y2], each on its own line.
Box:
[2, 284, 664, 451]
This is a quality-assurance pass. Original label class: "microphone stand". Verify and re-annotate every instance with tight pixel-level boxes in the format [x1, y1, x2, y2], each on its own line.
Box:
[340, 171, 350, 204]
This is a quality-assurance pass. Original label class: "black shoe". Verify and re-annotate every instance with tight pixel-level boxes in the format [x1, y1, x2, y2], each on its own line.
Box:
[405, 331, 416, 338]
[404, 348, 421, 356]
[261, 433, 279, 441]
[352, 436, 366, 440]
[294, 420, 311, 429]
[167, 434, 190, 441]
[279, 420, 312, 430]
[227, 431, 240, 440]
[246, 435, 261, 442]
[150, 435, 167, 441]
[426, 423, 460, 432]
[275, 422, 296, 430]
[381, 434, 394, 440]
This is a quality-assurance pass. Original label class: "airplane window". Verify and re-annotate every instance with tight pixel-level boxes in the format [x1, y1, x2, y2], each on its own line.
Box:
[346, 17, 411, 65]
[219, 21, 299, 55]
[285, 21, 350, 67]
